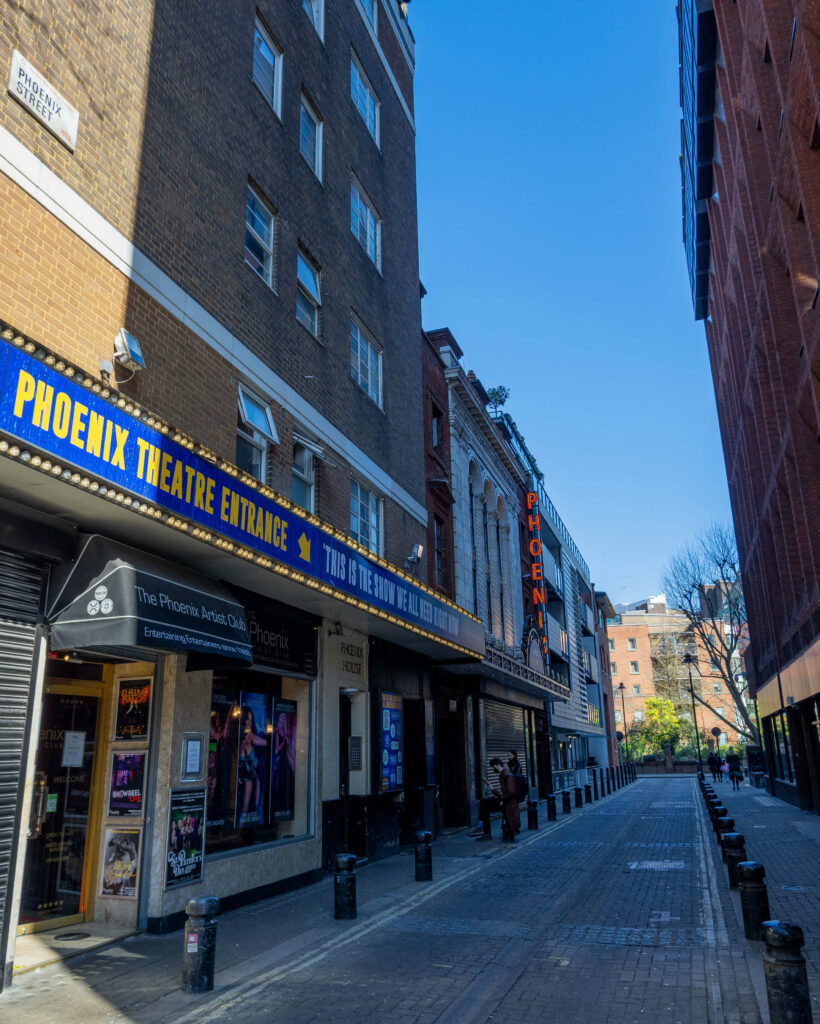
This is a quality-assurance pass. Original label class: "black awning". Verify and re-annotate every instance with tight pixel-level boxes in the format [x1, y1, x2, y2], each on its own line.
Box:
[47, 535, 251, 662]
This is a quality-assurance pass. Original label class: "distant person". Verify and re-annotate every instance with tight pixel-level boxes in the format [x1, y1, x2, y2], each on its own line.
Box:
[707, 751, 721, 783]
[720, 758, 730, 783]
[725, 747, 743, 791]
[489, 756, 520, 842]
[507, 750, 522, 776]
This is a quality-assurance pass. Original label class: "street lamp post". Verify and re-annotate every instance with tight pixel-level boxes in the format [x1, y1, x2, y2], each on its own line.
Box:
[683, 652, 703, 771]
[617, 682, 630, 766]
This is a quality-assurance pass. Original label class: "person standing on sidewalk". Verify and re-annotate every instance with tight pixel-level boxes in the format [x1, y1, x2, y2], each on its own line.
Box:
[725, 747, 743, 791]
[490, 756, 520, 842]
[708, 751, 721, 782]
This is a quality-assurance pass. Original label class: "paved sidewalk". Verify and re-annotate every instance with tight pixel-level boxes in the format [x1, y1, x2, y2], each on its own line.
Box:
[2, 776, 818, 1024]
[706, 779, 820, 1004]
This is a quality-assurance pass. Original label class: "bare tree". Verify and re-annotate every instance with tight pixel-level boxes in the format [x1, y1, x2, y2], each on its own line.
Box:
[661, 523, 759, 744]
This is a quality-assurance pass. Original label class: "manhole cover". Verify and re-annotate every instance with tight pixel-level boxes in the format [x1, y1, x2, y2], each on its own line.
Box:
[55, 932, 90, 941]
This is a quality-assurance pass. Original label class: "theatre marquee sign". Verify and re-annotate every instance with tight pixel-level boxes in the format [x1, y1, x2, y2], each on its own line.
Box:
[0, 335, 484, 658]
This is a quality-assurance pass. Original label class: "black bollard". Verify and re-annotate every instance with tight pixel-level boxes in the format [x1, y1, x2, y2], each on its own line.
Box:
[182, 896, 219, 993]
[724, 833, 747, 889]
[716, 817, 735, 859]
[546, 793, 557, 821]
[711, 804, 727, 830]
[606, 768, 612, 795]
[574, 786, 583, 809]
[527, 799, 538, 830]
[584, 783, 592, 804]
[334, 852, 357, 918]
[762, 922, 813, 1024]
[414, 830, 433, 881]
[738, 862, 771, 941]
[592, 771, 599, 801]
[562, 789, 572, 814]
[697, 770, 705, 782]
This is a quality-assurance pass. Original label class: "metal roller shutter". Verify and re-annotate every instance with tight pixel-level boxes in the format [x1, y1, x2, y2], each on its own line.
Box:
[0, 548, 44, 988]
[483, 700, 528, 781]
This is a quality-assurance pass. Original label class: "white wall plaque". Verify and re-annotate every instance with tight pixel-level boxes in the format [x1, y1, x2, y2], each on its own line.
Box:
[8, 49, 79, 151]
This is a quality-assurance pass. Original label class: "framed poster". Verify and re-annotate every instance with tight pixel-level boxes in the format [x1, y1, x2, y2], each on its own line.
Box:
[108, 752, 146, 817]
[234, 692, 269, 829]
[165, 789, 206, 890]
[207, 687, 237, 832]
[101, 827, 140, 898]
[114, 677, 152, 741]
[379, 690, 403, 793]
[270, 697, 296, 821]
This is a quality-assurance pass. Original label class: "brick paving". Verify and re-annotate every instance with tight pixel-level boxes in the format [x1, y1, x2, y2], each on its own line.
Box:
[3, 776, 819, 1024]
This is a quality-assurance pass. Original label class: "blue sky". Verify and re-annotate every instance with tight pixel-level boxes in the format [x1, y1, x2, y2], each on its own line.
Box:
[410, 0, 732, 605]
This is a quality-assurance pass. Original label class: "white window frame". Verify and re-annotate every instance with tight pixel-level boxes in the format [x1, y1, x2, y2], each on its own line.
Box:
[629, 661, 639, 674]
[608, 638, 615, 652]
[299, 93, 323, 180]
[236, 386, 279, 483]
[358, 0, 376, 31]
[350, 178, 381, 269]
[610, 662, 617, 675]
[296, 250, 321, 337]
[712, 681, 722, 693]
[627, 637, 637, 650]
[244, 186, 275, 287]
[634, 710, 644, 722]
[350, 53, 379, 144]
[252, 19, 282, 117]
[292, 441, 315, 512]
[614, 710, 622, 723]
[302, 0, 324, 38]
[350, 317, 382, 406]
[350, 477, 382, 555]
[632, 684, 641, 696]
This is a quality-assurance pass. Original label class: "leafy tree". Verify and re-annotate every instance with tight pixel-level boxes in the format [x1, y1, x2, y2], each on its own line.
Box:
[486, 385, 510, 417]
[643, 697, 682, 752]
[661, 523, 759, 744]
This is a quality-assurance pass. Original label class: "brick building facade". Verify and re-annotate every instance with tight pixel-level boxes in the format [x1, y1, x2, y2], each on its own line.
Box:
[608, 598, 745, 756]
[679, 0, 820, 810]
[0, 1, 486, 987]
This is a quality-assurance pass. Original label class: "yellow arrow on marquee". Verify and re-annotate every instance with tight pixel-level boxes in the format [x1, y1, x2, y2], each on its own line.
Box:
[298, 533, 311, 562]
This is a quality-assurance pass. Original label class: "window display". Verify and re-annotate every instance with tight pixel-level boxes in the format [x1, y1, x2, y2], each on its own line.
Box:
[207, 672, 311, 853]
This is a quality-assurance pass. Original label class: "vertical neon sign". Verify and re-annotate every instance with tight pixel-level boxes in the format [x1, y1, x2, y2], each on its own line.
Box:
[526, 490, 551, 667]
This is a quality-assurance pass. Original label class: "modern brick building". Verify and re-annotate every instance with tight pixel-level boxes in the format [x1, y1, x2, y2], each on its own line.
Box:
[608, 597, 746, 755]
[678, 0, 820, 810]
[0, 1, 485, 986]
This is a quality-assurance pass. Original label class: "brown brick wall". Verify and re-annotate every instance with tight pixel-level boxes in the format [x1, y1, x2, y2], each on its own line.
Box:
[0, 0, 425, 507]
[706, 0, 820, 688]
[0, 177, 424, 569]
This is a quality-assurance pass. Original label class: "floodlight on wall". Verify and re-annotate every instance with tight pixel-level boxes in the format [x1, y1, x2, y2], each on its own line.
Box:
[113, 328, 146, 373]
[403, 544, 421, 577]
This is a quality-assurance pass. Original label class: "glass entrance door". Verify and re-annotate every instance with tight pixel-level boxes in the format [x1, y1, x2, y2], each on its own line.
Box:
[19, 684, 102, 933]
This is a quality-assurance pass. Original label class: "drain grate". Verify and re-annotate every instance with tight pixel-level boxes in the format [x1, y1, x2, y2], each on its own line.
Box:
[55, 932, 91, 941]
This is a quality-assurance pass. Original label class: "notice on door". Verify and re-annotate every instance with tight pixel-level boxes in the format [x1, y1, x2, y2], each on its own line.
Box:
[61, 731, 86, 767]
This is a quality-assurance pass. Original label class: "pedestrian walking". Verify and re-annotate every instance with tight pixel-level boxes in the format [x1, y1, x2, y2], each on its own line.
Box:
[707, 751, 721, 783]
[721, 758, 730, 784]
[725, 747, 743, 791]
